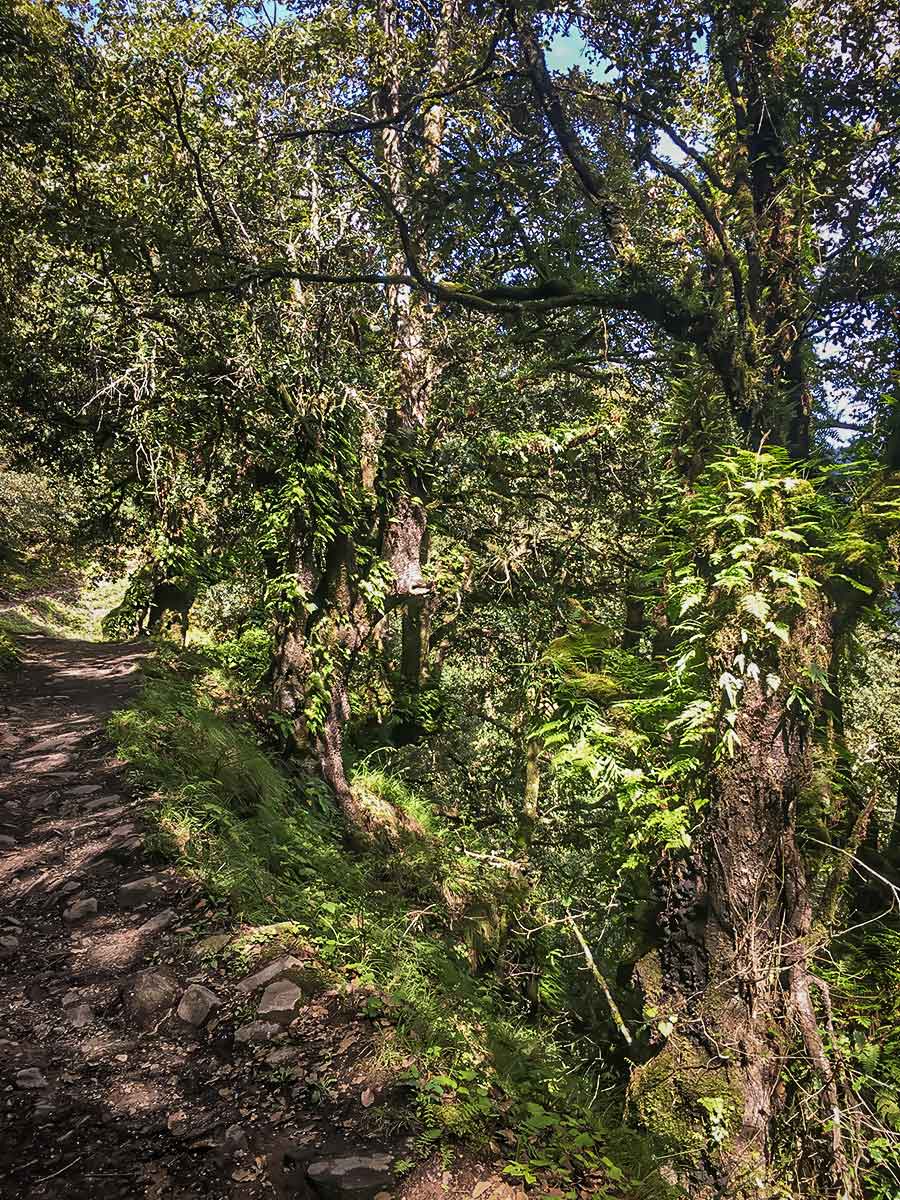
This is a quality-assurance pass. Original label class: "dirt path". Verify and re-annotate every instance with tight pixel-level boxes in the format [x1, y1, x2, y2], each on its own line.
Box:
[0, 635, 517, 1200]
[0, 635, 384, 1199]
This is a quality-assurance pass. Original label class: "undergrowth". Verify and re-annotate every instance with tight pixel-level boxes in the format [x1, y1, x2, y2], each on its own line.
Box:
[0, 554, 129, 641]
[108, 648, 674, 1200]
[819, 928, 900, 1199]
[0, 627, 22, 671]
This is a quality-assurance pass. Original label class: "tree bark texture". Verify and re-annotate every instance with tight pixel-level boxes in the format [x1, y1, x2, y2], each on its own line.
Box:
[630, 591, 858, 1196]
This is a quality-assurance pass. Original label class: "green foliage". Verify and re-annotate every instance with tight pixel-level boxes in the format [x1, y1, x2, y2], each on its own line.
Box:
[0, 556, 130, 643]
[209, 627, 273, 695]
[101, 566, 153, 639]
[809, 929, 900, 1198]
[0, 466, 81, 562]
[4, 0, 900, 1187]
[541, 448, 900, 864]
[0, 627, 22, 671]
[350, 766, 438, 835]
[108, 651, 669, 1195]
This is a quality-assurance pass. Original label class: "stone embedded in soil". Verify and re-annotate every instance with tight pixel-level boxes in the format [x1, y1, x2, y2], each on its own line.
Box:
[265, 1047, 298, 1066]
[258, 979, 303, 1025]
[177, 983, 222, 1027]
[61, 989, 82, 1007]
[105, 836, 143, 864]
[167, 1111, 191, 1137]
[0, 935, 19, 958]
[138, 908, 177, 936]
[236, 955, 307, 995]
[63, 897, 98, 923]
[16, 1067, 48, 1089]
[0, 834, 17, 849]
[84, 806, 129, 823]
[68, 1003, 93, 1028]
[117, 876, 164, 908]
[124, 968, 180, 1028]
[109, 822, 137, 839]
[306, 1152, 394, 1200]
[83, 794, 124, 811]
[194, 932, 232, 957]
[224, 1124, 249, 1153]
[234, 1020, 284, 1044]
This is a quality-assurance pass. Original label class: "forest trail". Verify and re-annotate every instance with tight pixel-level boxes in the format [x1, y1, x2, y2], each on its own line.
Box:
[0, 635, 513, 1200]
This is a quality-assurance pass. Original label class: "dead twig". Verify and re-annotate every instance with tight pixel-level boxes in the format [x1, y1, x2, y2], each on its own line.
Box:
[35, 1155, 84, 1184]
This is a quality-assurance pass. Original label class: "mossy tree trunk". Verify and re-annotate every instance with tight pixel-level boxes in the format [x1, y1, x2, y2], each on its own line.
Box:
[270, 528, 369, 817]
[632, 595, 852, 1195]
[271, 0, 456, 817]
[374, 0, 456, 695]
[625, 5, 864, 1188]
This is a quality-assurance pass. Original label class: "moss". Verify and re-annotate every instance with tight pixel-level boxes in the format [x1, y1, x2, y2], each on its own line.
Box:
[628, 1036, 743, 1160]
[634, 949, 664, 1013]
[350, 776, 428, 843]
[630, 954, 747, 1164]
[568, 668, 625, 701]
[293, 961, 342, 996]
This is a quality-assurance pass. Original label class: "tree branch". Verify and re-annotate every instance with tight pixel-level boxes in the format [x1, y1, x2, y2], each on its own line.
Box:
[644, 149, 745, 323]
[515, 14, 632, 256]
[163, 75, 229, 251]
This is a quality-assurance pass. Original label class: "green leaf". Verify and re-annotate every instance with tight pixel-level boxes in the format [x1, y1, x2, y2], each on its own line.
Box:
[739, 591, 770, 622]
[829, 572, 874, 594]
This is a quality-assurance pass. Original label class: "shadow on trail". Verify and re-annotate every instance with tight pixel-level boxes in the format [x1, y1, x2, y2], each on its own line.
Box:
[0, 636, 414, 1200]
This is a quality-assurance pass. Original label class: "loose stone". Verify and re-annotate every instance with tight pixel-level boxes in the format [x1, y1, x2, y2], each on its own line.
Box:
[124, 969, 180, 1028]
[68, 1003, 94, 1028]
[16, 1067, 48, 1089]
[0, 935, 19, 959]
[176, 984, 222, 1027]
[63, 897, 98, 923]
[258, 979, 303, 1025]
[235, 955, 307, 994]
[117, 876, 164, 908]
[234, 1020, 283, 1044]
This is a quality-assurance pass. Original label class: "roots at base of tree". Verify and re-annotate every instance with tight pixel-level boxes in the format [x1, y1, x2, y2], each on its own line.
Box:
[628, 955, 862, 1199]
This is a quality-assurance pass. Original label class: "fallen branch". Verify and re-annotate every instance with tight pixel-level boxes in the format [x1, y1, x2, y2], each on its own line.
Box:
[565, 908, 632, 1045]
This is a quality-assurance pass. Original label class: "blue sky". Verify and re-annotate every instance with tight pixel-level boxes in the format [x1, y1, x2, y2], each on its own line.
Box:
[545, 28, 593, 74]
[545, 25, 685, 164]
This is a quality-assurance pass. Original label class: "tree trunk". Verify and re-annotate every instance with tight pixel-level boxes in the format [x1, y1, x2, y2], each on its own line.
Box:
[516, 736, 542, 852]
[268, 3, 455, 820]
[270, 527, 372, 821]
[886, 780, 900, 866]
[375, 0, 456, 690]
[145, 577, 196, 645]
[630, 596, 853, 1195]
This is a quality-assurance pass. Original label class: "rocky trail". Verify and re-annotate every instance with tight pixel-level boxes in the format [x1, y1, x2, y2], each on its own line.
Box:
[0, 635, 515, 1200]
